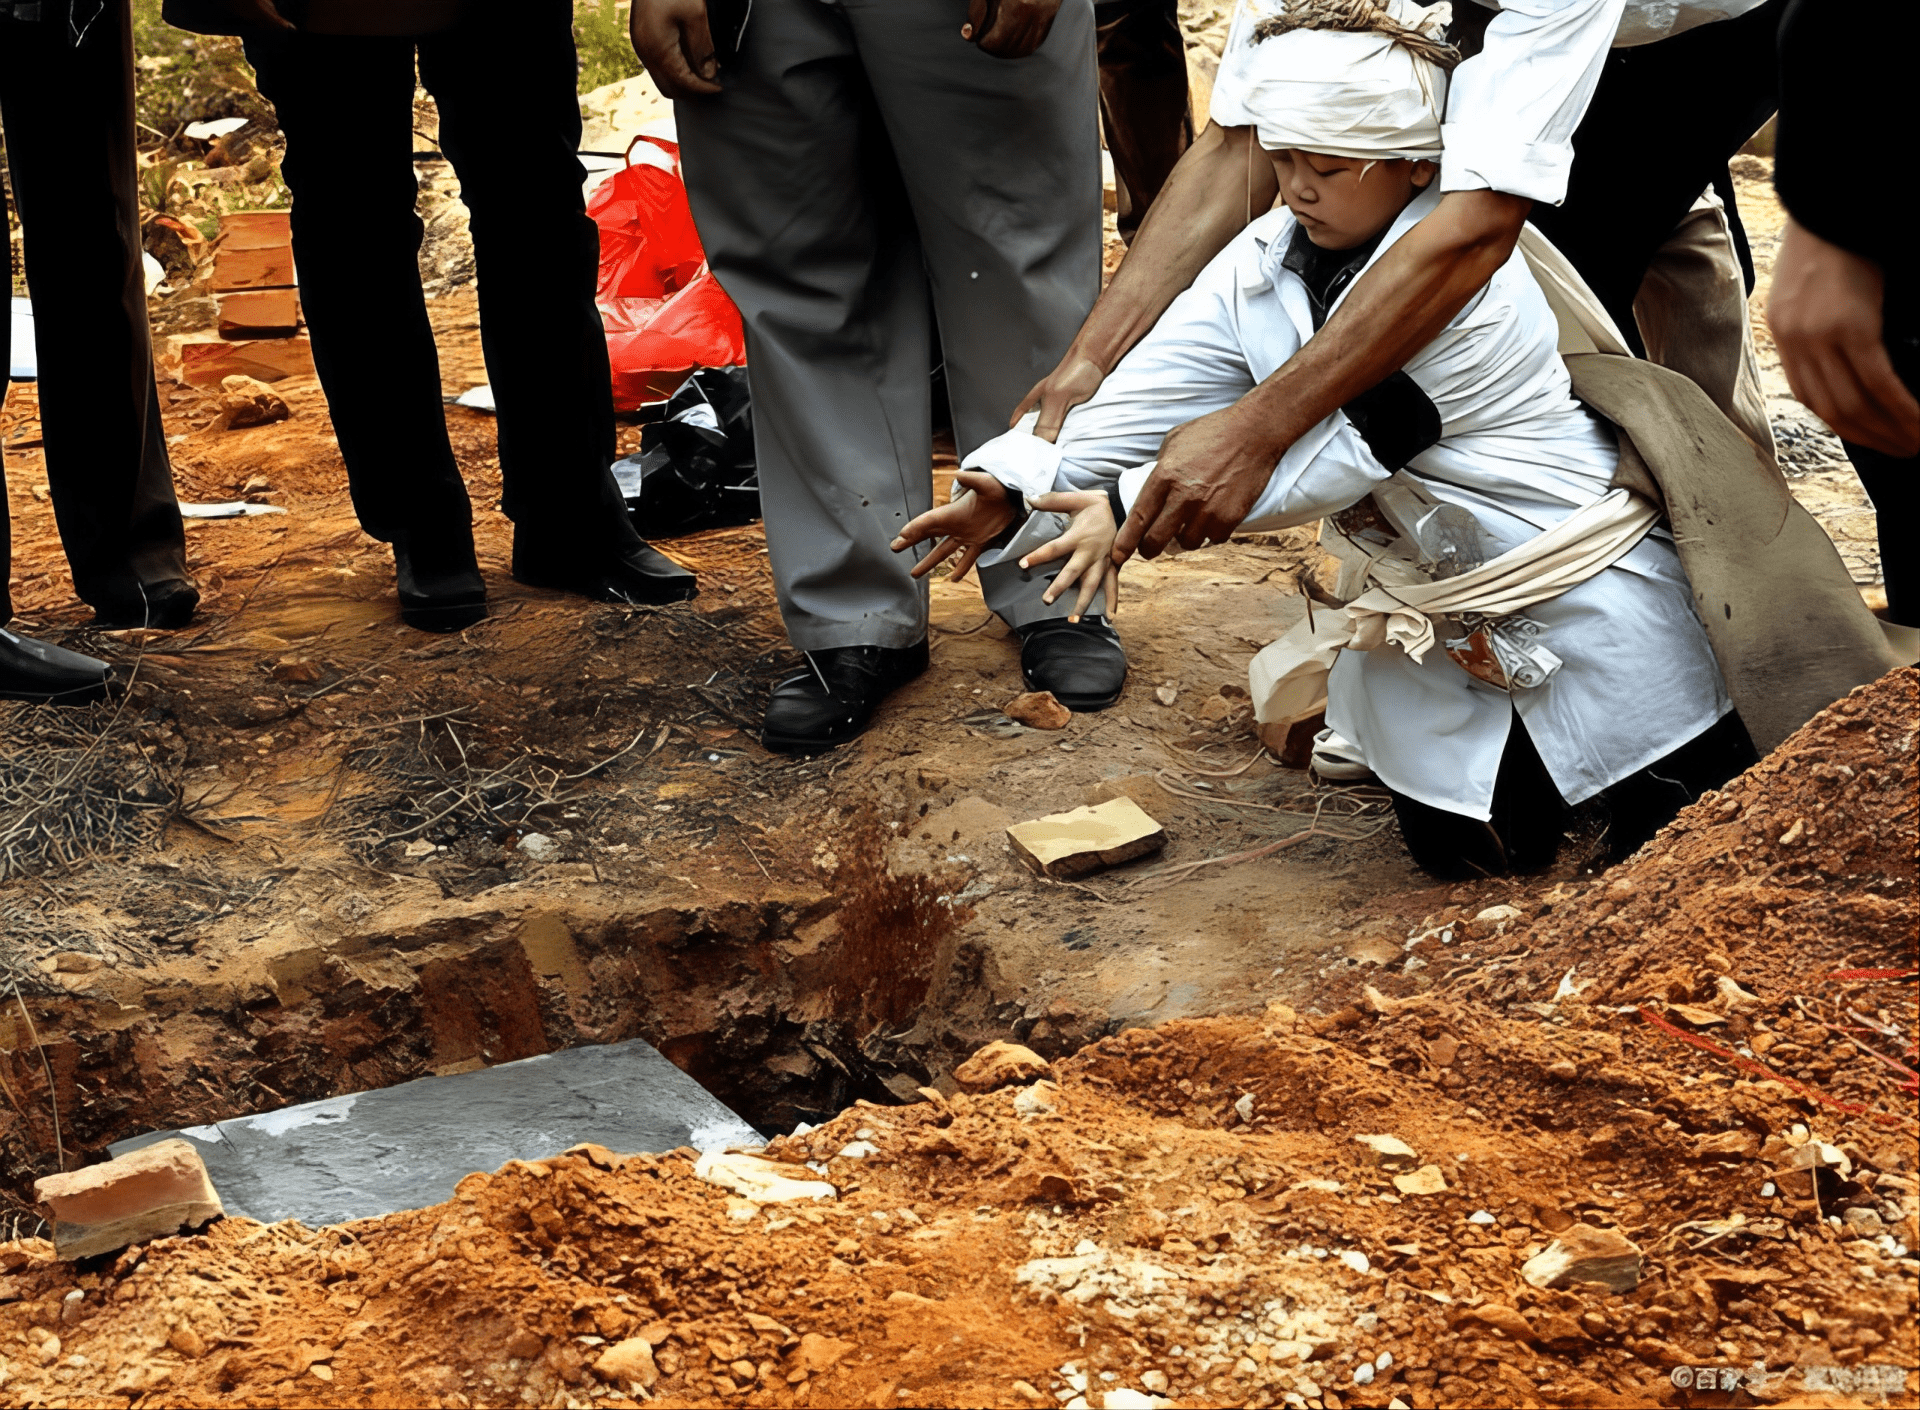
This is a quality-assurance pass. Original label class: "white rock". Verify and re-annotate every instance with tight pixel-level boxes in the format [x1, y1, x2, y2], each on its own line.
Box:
[1376, 1351, 1393, 1369]
[837, 1141, 879, 1159]
[1102, 1392, 1171, 1409]
[1140, 1371, 1169, 1392]
[1338, 1250, 1370, 1274]
[1467, 1210, 1496, 1225]
[518, 832, 560, 861]
[694, 1151, 835, 1204]
[1354, 1363, 1375, 1385]
[1234, 1093, 1256, 1123]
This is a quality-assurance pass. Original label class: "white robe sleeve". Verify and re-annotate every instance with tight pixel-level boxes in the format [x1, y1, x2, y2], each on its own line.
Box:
[1439, 0, 1624, 206]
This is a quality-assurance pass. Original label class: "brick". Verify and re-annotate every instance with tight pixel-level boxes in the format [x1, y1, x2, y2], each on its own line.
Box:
[175, 333, 315, 386]
[217, 211, 291, 250]
[217, 287, 301, 338]
[1006, 797, 1166, 878]
[34, 1140, 224, 1260]
[212, 244, 295, 291]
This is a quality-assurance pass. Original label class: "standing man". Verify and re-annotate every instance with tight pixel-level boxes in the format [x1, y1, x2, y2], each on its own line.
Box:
[2, 0, 200, 703]
[1021, 0, 1789, 563]
[163, 0, 697, 632]
[1097, 0, 1193, 244]
[633, 0, 1115, 753]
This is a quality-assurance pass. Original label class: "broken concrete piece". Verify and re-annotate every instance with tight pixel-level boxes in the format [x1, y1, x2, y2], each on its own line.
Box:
[594, 1337, 659, 1388]
[1006, 797, 1166, 878]
[217, 288, 300, 339]
[1521, 1224, 1643, 1293]
[694, 1151, 835, 1204]
[953, 1040, 1050, 1092]
[1354, 1134, 1419, 1171]
[1004, 691, 1072, 730]
[1392, 1164, 1447, 1196]
[34, 1139, 223, 1260]
[217, 374, 290, 428]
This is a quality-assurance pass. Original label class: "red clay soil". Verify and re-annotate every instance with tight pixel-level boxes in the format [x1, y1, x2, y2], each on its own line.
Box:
[0, 672, 1913, 1409]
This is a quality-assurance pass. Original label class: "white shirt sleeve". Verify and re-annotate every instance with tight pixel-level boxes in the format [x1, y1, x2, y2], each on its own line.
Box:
[1438, 0, 1625, 206]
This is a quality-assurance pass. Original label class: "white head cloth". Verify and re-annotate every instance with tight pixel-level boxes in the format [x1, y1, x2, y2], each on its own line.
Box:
[1212, 0, 1453, 162]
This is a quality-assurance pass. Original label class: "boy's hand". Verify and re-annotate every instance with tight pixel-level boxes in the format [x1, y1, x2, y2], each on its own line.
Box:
[630, 0, 725, 99]
[961, 0, 1062, 58]
[892, 470, 1019, 583]
[1022, 490, 1120, 622]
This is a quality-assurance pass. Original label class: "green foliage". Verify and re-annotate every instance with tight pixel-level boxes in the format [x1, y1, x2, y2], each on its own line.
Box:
[575, 0, 643, 93]
[130, 0, 274, 139]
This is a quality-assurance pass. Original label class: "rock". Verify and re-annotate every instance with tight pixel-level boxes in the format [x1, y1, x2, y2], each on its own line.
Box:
[1337, 1250, 1370, 1273]
[1467, 1210, 1496, 1225]
[1667, 1003, 1726, 1028]
[1842, 1206, 1886, 1235]
[506, 1330, 545, 1360]
[1460, 1304, 1537, 1343]
[1471, 904, 1524, 929]
[268, 656, 323, 684]
[790, 1333, 855, 1375]
[1547, 1059, 1579, 1081]
[954, 1041, 1051, 1092]
[1692, 1129, 1761, 1161]
[1004, 691, 1073, 729]
[168, 1324, 207, 1358]
[694, 1152, 835, 1204]
[1012, 1382, 1047, 1405]
[1354, 1134, 1419, 1171]
[1140, 1371, 1169, 1392]
[1715, 975, 1760, 1008]
[1234, 1093, 1255, 1123]
[34, 1139, 224, 1260]
[1013, 1082, 1059, 1116]
[1154, 684, 1179, 706]
[1392, 1165, 1447, 1196]
[1353, 1363, 1376, 1385]
[1521, 1224, 1644, 1293]
[402, 839, 437, 858]
[594, 1338, 659, 1389]
[1104, 1391, 1172, 1409]
[517, 832, 560, 861]
[53, 952, 104, 974]
[1428, 1033, 1459, 1067]
[1007, 797, 1166, 878]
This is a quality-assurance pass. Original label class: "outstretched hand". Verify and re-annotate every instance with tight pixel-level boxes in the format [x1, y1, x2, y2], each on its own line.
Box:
[1011, 352, 1106, 443]
[629, 0, 725, 99]
[1112, 401, 1276, 563]
[961, 0, 1063, 58]
[1021, 491, 1120, 621]
[891, 471, 1020, 583]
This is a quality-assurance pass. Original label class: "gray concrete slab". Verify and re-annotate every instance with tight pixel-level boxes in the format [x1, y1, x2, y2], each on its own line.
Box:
[111, 1039, 760, 1227]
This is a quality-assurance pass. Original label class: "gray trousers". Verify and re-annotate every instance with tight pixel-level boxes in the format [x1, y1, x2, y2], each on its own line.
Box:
[677, 0, 1102, 651]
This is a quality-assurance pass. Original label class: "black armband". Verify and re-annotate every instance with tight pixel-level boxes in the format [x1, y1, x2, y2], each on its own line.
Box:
[1341, 371, 1442, 471]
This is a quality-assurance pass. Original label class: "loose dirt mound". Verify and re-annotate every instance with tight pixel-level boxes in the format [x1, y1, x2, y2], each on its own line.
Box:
[2, 674, 1913, 1408]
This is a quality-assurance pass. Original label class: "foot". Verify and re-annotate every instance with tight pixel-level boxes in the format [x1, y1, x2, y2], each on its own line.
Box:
[1310, 727, 1374, 782]
[513, 537, 697, 605]
[394, 527, 488, 633]
[91, 580, 200, 630]
[0, 628, 110, 705]
[1016, 615, 1127, 712]
[762, 640, 930, 754]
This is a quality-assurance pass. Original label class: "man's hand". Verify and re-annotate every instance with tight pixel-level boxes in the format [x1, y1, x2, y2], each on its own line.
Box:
[224, 0, 294, 29]
[1769, 217, 1920, 458]
[630, 0, 724, 99]
[962, 0, 1062, 59]
[892, 470, 1020, 583]
[1011, 352, 1106, 442]
[1113, 402, 1277, 562]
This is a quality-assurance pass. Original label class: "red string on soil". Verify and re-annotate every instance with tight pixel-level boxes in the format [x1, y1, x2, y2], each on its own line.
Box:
[1635, 1004, 1909, 1126]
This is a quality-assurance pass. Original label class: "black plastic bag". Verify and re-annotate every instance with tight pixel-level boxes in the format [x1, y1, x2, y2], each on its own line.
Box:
[610, 366, 760, 538]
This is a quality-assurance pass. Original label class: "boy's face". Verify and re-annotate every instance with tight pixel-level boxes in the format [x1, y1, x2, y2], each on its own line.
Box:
[1268, 150, 1437, 249]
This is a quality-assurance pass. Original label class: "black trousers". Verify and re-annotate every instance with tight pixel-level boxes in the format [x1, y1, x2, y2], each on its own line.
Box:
[1529, 0, 1787, 354]
[1843, 298, 1917, 626]
[1094, 0, 1191, 244]
[242, 1, 644, 558]
[0, 0, 191, 623]
[1389, 710, 1760, 879]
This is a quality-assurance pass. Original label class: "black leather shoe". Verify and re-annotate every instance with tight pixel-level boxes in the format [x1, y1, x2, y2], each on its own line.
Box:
[0, 629, 110, 705]
[394, 527, 487, 633]
[91, 580, 200, 630]
[1016, 615, 1127, 711]
[513, 537, 697, 605]
[762, 640, 929, 754]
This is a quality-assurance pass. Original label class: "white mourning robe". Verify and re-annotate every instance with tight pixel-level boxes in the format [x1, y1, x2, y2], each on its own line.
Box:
[967, 182, 1730, 820]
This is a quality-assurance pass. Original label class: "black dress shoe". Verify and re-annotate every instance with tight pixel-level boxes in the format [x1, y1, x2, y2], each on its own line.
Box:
[0, 629, 111, 705]
[1016, 615, 1127, 711]
[394, 527, 488, 633]
[91, 580, 200, 630]
[762, 640, 929, 754]
[513, 537, 697, 605]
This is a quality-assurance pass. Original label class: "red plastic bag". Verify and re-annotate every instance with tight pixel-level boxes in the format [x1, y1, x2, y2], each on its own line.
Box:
[587, 135, 745, 410]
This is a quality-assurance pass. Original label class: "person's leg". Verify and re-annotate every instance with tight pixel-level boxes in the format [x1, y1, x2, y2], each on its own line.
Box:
[1598, 709, 1758, 861]
[677, 0, 935, 654]
[1528, 0, 1785, 351]
[1095, 0, 1193, 244]
[0, 0, 195, 628]
[419, 2, 689, 603]
[1844, 309, 1919, 630]
[1387, 714, 1571, 878]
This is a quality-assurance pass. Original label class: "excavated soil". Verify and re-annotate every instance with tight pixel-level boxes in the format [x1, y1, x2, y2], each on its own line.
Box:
[0, 671, 1912, 1409]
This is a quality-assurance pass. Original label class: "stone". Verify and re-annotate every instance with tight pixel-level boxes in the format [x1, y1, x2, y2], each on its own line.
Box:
[1337, 1250, 1370, 1273]
[1012, 1381, 1047, 1404]
[1354, 1134, 1419, 1171]
[52, 952, 104, 974]
[112, 1038, 759, 1227]
[1233, 1093, 1255, 1123]
[1007, 797, 1166, 879]
[1103, 1392, 1171, 1409]
[790, 1333, 855, 1375]
[506, 1330, 545, 1360]
[1547, 1059, 1579, 1081]
[168, 1325, 207, 1358]
[593, 1338, 659, 1389]
[1392, 1165, 1447, 1196]
[268, 656, 322, 684]
[953, 1041, 1051, 1092]
[1004, 691, 1072, 729]
[1842, 1206, 1886, 1235]
[695, 1152, 835, 1204]
[1693, 1129, 1761, 1161]
[1459, 1304, 1536, 1343]
[1667, 1003, 1725, 1028]
[1140, 1371, 1169, 1392]
[1471, 904, 1524, 928]
[1428, 1034, 1459, 1067]
[217, 289, 300, 339]
[1521, 1224, 1644, 1293]
[34, 1140, 223, 1260]
[217, 374, 290, 429]
[402, 839, 437, 859]
[1715, 975, 1760, 1008]
[1154, 684, 1178, 706]
[517, 832, 560, 861]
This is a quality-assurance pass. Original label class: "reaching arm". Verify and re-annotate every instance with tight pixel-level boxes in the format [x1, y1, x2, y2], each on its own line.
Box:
[1114, 188, 1532, 560]
[1016, 122, 1279, 439]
